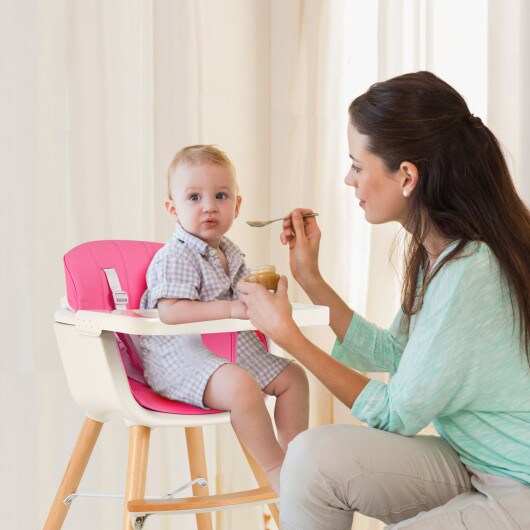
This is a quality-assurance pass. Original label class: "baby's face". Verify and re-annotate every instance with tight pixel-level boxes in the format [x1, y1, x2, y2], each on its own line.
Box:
[165, 162, 242, 249]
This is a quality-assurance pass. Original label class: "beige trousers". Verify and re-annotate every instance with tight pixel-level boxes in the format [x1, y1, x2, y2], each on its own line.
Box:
[280, 424, 530, 530]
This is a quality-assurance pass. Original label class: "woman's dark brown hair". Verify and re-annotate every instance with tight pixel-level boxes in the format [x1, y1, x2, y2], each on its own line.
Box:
[348, 71, 530, 365]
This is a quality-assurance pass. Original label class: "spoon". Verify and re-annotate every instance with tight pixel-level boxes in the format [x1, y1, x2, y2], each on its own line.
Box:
[246, 212, 319, 227]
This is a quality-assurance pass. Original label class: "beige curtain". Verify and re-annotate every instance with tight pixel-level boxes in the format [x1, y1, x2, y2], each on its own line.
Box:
[2, 1, 528, 529]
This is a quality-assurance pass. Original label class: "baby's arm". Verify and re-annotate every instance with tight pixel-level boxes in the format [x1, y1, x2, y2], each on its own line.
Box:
[157, 298, 247, 324]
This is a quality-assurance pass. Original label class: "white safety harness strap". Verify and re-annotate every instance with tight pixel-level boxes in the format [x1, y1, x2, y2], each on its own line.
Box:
[102, 268, 129, 311]
[102, 268, 146, 382]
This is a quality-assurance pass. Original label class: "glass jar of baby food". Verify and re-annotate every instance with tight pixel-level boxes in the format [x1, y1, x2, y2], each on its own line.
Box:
[244, 265, 280, 292]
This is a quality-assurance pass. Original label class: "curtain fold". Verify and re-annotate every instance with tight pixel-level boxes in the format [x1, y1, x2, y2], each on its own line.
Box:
[487, 0, 530, 204]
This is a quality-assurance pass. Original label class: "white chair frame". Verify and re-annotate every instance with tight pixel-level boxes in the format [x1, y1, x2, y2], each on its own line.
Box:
[43, 304, 328, 530]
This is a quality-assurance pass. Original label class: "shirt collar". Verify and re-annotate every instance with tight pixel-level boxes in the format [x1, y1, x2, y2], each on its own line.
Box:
[173, 223, 209, 255]
[219, 234, 244, 260]
[173, 222, 244, 259]
[432, 239, 461, 268]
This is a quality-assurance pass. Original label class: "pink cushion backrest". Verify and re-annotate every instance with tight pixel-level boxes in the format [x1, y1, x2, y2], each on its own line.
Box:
[64, 240, 163, 311]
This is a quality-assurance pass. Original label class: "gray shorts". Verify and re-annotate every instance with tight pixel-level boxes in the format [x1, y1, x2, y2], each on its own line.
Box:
[280, 424, 530, 530]
[140, 330, 290, 409]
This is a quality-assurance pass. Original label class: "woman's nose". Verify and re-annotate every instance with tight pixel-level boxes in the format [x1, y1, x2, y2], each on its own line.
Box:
[344, 170, 357, 188]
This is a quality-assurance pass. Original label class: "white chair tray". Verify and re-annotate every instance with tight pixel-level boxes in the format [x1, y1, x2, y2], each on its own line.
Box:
[55, 303, 329, 336]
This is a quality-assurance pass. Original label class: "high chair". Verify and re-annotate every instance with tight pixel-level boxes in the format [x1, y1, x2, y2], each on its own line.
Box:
[43, 240, 329, 530]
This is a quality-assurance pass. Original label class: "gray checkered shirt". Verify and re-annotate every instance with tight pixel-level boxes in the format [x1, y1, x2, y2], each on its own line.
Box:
[138, 223, 290, 408]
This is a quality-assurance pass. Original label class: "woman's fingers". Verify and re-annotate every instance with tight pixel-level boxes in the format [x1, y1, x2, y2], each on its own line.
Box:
[237, 277, 287, 302]
[281, 208, 316, 246]
[276, 275, 288, 293]
[270, 276, 289, 304]
[236, 277, 293, 341]
[236, 279, 259, 298]
[290, 209, 308, 242]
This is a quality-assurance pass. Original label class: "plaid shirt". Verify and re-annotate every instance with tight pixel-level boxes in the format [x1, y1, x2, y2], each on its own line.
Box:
[138, 223, 290, 408]
[141, 222, 248, 309]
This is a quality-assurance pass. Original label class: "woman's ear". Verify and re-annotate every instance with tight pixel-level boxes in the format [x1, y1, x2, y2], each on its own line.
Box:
[400, 161, 419, 197]
[165, 199, 179, 221]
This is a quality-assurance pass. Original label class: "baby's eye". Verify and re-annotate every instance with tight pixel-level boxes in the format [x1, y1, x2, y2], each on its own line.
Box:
[188, 193, 200, 201]
[215, 192, 227, 200]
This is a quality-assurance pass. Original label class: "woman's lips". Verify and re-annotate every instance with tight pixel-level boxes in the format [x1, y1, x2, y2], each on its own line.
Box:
[359, 200, 366, 208]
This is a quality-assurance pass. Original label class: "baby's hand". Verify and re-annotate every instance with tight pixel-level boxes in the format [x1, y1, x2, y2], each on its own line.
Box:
[230, 300, 248, 320]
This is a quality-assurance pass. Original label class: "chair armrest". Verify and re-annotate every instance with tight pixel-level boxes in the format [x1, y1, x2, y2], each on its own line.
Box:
[54, 304, 329, 337]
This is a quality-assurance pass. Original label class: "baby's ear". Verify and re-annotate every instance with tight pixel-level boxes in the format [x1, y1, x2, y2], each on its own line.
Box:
[234, 195, 242, 218]
[165, 199, 179, 221]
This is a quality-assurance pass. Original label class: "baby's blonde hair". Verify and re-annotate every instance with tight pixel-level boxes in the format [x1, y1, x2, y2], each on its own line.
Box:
[167, 144, 237, 199]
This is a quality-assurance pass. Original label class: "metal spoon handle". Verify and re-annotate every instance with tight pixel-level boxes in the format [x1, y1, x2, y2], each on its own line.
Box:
[247, 212, 319, 227]
[283, 212, 319, 221]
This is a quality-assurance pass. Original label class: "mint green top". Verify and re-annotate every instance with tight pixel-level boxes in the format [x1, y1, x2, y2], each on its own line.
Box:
[332, 241, 530, 484]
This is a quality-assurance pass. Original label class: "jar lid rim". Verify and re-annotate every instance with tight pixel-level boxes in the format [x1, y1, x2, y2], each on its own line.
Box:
[248, 264, 276, 273]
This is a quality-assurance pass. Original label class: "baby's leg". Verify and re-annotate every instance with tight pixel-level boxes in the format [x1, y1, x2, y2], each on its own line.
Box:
[263, 362, 309, 451]
[203, 364, 284, 493]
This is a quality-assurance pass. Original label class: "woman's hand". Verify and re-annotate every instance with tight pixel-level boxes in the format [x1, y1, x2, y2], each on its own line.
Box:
[237, 276, 302, 349]
[280, 208, 322, 288]
[239, 275, 369, 408]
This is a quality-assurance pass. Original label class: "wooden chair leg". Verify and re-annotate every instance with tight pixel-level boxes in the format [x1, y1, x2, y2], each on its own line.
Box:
[43, 417, 103, 530]
[123, 425, 151, 530]
[240, 443, 280, 528]
[185, 426, 213, 530]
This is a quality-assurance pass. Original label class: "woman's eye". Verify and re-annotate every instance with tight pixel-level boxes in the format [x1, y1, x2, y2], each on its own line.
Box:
[351, 164, 361, 173]
[215, 192, 227, 200]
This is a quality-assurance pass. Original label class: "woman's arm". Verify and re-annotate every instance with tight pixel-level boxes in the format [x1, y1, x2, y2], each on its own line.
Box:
[299, 275, 354, 344]
[237, 277, 370, 408]
[157, 298, 247, 324]
[281, 209, 353, 342]
[280, 327, 370, 409]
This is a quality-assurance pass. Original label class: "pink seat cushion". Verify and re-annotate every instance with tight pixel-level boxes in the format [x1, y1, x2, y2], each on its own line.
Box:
[117, 330, 238, 414]
[63, 240, 267, 415]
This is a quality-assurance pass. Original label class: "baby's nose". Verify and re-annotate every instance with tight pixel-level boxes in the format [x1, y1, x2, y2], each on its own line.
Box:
[202, 197, 218, 212]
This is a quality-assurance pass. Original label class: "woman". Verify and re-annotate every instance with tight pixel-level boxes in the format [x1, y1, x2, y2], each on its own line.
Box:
[237, 71, 530, 529]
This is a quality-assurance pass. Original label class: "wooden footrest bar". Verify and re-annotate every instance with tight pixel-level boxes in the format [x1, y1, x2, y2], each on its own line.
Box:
[128, 486, 279, 515]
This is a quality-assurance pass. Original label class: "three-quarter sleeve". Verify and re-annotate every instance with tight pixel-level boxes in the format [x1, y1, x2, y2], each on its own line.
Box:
[350, 244, 504, 436]
[332, 310, 408, 372]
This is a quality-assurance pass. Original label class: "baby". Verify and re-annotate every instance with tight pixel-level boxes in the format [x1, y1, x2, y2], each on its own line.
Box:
[139, 145, 309, 492]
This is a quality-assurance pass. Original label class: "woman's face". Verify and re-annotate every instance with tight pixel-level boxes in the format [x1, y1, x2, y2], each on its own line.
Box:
[345, 123, 410, 225]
